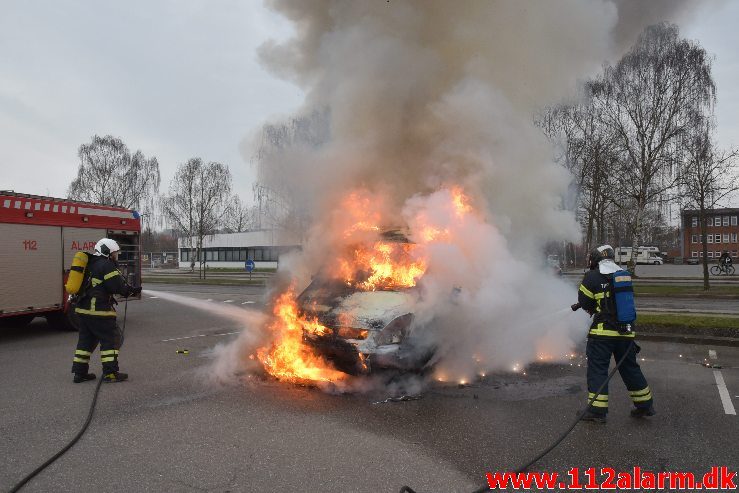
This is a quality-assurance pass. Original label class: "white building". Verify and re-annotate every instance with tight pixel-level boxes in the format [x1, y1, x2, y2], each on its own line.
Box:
[177, 230, 300, 269]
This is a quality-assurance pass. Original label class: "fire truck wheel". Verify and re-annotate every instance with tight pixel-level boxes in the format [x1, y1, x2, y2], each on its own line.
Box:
[45, 311, 80, 332]
[0, 314, 36, 328]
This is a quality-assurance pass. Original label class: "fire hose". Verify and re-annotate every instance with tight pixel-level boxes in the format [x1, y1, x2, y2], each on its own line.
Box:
[398, 307, 637, 493]
[6, 294, 130, 493]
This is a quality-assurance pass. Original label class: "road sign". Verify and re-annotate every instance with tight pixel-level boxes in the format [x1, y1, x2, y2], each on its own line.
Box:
[245, 259, 255, 272]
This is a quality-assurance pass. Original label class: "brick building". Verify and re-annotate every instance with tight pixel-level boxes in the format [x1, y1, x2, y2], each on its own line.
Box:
[681, 208, 739, 261]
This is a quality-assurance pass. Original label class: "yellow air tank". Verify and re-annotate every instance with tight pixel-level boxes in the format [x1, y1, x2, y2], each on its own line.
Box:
[65, 251, 89, 294]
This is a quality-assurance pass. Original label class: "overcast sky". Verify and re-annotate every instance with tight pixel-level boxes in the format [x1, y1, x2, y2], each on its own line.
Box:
[1, 1, 737, 207]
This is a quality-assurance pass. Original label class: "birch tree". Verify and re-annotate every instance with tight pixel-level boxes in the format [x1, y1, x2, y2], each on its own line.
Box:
[68, 135, 160, 210]
[590, 23, 715, 273]
[679, 119, 739, 290]
[223, 195, 256, 233]
[161, 158, 232, 278]
[537, 87, 619, 257]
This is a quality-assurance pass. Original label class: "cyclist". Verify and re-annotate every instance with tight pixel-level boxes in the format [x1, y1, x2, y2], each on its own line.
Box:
[719, 250, 732, 270]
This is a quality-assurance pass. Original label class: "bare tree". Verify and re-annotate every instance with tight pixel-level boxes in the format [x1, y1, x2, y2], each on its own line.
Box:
[537, 87, 619, 258]
[251, 110, 329, 236]
[223, 195, 255, 233]
[679, 119, 739, 290]
[161, 158, 232, 278]
[590, 23, 715, 274]
[68, 135, 160, 210]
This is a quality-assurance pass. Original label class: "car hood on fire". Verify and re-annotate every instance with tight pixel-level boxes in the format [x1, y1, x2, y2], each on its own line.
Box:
[308, 290, 417, 331]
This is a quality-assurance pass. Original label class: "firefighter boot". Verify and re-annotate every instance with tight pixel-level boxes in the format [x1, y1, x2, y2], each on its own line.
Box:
[579, 409, 607, 424]
[103, 371, 128, 383]
[73, 373, 96, 383]
[630, 405, 656, 418]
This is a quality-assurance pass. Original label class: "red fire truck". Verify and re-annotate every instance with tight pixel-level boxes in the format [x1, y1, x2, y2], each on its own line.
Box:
[0, 191, 141, 329]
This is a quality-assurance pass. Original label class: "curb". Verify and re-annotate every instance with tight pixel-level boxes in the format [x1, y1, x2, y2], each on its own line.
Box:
[638, 332, 739, 347]
[636, 293, 739, 300]
[638, 324, 739, 347]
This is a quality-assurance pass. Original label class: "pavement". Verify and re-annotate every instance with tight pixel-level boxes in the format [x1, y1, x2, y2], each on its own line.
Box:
[564, 264, 739, 280]
[1, 285, 737, 492]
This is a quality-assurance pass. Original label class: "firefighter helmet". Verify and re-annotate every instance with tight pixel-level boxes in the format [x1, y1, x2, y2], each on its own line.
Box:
[94, 238, 121, 257]
[588, 244, 615, 269]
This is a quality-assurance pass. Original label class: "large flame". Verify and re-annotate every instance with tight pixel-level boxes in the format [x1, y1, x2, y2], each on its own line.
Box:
[257, 186, 474, 385]
[256, 286, 347, 384]
[337, 241, 427, 291]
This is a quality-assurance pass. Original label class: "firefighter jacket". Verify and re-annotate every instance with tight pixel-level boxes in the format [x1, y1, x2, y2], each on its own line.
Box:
[578, 269, 635, 339]
[75, 256, 132, 317]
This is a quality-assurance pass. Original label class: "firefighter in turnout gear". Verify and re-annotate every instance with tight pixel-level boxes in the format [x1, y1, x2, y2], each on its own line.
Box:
[573, 245, 655, 423]
[71, 238, 141, 383]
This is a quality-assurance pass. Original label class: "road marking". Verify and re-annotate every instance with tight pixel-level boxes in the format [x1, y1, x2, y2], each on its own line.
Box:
[709, 350, 717, 360]
[205, 299, 213, 302]
[223, 300, 234, 303]
[242, 301, 255, 304]
[160, 331, 240, 342]
[148, 296, 159, 299]
[713, 370, 736, 415]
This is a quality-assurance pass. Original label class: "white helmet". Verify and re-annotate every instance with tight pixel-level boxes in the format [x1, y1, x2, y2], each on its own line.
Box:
[94, 238, 121, 257]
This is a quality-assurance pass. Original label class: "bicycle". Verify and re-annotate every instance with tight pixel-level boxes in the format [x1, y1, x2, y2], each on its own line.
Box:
[710, 262, 735, 275]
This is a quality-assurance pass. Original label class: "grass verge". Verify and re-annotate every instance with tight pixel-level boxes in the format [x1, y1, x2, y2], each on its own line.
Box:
[634, 284, 739, 297]
[638, 313, 739, 330]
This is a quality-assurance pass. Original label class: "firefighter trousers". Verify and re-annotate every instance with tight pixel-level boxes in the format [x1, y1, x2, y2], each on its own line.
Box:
[71, 315, 121, 375]
[585, 337, 653, 415]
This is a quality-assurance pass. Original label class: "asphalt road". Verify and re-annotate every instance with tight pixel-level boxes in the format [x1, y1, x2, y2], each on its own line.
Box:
[631, 264, 736, 279]
[1, 285, 737, 492]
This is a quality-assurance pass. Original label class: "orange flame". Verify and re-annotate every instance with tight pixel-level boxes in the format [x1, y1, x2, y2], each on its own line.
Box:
[420, 225, 450, 242]
[451, 186, 472, 217]
[337, 241, 426, 291]
[257, 287, 347, 384]
[341, 191, 382, 238]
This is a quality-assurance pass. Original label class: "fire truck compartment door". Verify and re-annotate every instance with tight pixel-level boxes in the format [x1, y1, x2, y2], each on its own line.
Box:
[63, 227, 106, 267]
[0, 224, 63, 314]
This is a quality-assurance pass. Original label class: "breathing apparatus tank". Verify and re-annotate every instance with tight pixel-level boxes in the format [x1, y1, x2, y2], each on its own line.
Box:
[611, 269, 636, 332]
[65, 251, 90, 295]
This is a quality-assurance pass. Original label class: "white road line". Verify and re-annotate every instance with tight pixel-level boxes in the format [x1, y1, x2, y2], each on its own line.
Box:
[223, 300, 234, 303]
[205, 299, 213, 302]
[713, 370, 736, 415]
[148, 296, 159, 299]
[160, 331, 240, 342]
[242, 301, 255, 304]
[709, 349, 717, 360]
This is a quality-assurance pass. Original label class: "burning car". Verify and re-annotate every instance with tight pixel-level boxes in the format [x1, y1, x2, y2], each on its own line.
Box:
[295, 231, 434, 375]
[256, 190, 474, 385]
[296, 278, 430, 374]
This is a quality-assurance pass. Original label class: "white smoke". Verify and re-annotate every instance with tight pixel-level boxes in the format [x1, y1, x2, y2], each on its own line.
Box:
[398, 187, 591, 380]
[143, 290, 269, 383]
[221, 1, 702, 387]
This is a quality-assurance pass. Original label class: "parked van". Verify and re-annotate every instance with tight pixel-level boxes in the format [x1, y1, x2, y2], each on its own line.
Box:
[615, 247, 663, 265]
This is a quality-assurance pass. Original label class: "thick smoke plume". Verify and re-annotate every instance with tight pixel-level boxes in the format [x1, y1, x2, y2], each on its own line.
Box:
[218, 1, 698, 386]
